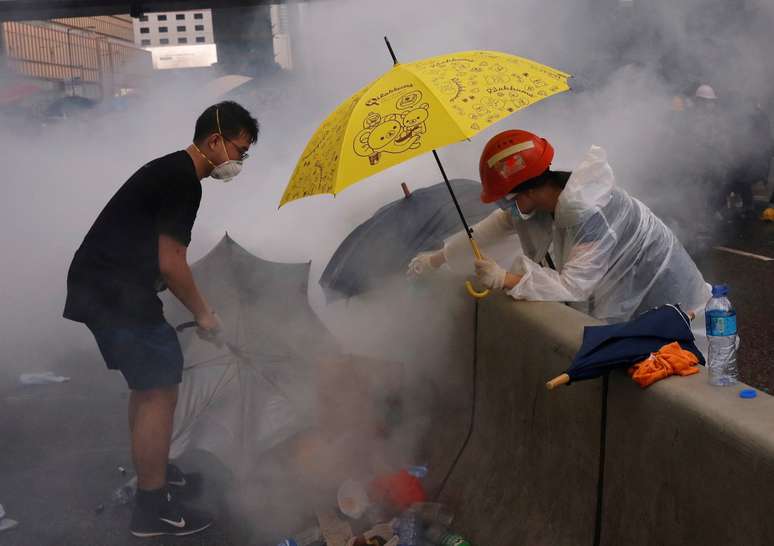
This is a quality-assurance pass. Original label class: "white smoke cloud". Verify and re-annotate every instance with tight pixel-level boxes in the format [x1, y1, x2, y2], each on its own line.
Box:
[1, 0, 771, 411]
[0, 3, 773, 536]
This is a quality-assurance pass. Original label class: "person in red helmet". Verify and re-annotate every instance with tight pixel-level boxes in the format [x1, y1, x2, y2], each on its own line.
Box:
[409, 130, 710, 327]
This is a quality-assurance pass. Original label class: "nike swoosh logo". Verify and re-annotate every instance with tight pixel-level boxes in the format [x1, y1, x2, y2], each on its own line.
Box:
[168, 478, 186, 486]
[160, 517, 186, 528]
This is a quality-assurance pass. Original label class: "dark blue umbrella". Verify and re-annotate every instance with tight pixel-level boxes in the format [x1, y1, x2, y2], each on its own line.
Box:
[320, 179, 496, 302]
[546, 304, 705, 389]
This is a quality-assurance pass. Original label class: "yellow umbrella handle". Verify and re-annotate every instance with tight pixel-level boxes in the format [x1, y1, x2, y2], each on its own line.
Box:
[465, 237, 490, 299]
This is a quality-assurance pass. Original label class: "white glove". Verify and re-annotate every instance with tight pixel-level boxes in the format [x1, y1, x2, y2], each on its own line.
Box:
[474, 257, 507, 290]
[407, 251, 442, 278]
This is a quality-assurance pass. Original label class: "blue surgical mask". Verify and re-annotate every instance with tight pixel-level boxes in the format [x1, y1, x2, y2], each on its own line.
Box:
[497, 192, 535, 221]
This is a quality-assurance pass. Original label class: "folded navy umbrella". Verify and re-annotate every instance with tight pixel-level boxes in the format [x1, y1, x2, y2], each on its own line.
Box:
[546, 304, 705, 389]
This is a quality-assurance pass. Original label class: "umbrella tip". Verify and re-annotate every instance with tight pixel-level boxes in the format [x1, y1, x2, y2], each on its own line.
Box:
[401, 182, 411, 198]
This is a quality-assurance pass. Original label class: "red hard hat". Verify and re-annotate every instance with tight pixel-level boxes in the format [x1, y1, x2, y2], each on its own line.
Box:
[479, 130, 555, 203]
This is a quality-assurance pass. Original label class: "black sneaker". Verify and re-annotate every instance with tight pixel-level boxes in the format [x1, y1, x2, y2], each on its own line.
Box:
[130, 491, 213, 538]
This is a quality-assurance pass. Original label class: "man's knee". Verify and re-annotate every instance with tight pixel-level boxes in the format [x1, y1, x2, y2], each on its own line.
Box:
[131, 385, 178, 408]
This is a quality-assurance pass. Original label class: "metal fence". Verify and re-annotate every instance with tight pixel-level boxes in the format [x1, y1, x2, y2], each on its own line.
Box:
[0, 17, 150, 96]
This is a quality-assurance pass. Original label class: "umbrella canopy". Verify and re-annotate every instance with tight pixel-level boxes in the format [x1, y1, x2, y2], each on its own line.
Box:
[44, 96, 97, 119]
[202, 74, 253, 101]
[279, 49, 570, 207]
[164, 234, 340, 473]
[546, 304, 705, 389]
[320, 178, 496, 302]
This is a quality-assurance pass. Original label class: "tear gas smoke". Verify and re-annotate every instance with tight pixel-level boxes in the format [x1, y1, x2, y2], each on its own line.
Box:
[0, 0, 772, 540]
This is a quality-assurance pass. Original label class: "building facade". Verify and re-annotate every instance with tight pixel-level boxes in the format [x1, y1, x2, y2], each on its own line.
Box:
[270, 4, 292, 70]
[0, 15, 151, 101]
[132, 9, 217, 70]
[211, 6, 276, 77]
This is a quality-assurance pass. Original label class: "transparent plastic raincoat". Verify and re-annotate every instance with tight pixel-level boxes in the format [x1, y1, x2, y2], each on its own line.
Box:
[444, 146, 711, 324]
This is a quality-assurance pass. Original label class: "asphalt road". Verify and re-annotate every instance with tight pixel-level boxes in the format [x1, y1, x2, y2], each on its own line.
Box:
[691, 206, 774, 393]
[0, 351, 240, 546]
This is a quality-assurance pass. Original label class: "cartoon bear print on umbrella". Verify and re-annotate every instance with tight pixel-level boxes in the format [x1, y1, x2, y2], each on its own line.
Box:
[353, 89, 430, 166]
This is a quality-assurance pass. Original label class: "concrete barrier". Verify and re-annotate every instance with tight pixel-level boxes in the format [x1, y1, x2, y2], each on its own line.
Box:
[603, 367, 774, 545]
[434, 295, 774, 546]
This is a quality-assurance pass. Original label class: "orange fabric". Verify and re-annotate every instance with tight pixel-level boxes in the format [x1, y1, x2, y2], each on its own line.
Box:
[628, 341, 700, 388]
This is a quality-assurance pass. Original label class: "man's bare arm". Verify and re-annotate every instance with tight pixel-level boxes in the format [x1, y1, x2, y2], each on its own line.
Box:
[158, 234, 217, 330]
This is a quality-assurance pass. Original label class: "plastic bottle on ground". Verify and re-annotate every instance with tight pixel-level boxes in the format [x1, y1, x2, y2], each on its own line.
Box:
[277, 525, 324, 546]
[394, 509, 421, 546]
[295, 526, 324, 546]
[705, 284, 738, 386]
[405, 465, 428, 479]
[111, 476, 137, 505]
[425, 524, 472, 546]
[410, 502, 454, 527]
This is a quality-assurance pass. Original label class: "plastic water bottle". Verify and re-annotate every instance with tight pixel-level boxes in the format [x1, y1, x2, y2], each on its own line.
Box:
[425, 524, 472, 546]
[276, 526, 323, 546]
[394, 510, 421, 546]
[411, 502, 454, 527]
[111, 476, 137, 505]
[405, 464, 429, 479]
[705, 284, 738, 386]
[111, 484, 135, 505]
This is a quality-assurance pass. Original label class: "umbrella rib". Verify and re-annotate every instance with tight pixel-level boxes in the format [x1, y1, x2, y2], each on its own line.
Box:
[172, 359, 240, 447]
[183, 353, 233, 371]
[331, 90, 366, 196]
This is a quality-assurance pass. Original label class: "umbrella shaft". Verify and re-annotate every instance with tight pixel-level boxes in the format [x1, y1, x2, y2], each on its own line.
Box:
[433, 150, 473, 237]
[383, 36, 398, 65]
[382, 37, 472, 238]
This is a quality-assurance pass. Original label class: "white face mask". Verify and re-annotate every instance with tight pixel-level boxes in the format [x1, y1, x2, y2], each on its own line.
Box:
[210, 159, 243, 182]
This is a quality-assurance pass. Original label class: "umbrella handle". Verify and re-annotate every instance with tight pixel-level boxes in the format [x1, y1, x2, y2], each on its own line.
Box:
[176, 321, 197, 332]
[546, 373, 571, 390]
[466, 237, 491, 299]
[465, 281, 490, 299]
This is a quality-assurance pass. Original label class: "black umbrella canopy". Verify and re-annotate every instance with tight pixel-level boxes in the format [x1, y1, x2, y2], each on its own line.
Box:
[320, 179, 496, 302]
[161, 234, 340, 471]
[546, 304, 704, 389]
[164, 233, 339, 361]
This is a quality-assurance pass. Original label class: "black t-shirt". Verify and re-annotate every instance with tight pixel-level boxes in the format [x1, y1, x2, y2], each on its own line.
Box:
[63, 151, 201, 326]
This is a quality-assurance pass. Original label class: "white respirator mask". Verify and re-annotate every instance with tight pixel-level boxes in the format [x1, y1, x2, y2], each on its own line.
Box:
[210, 159, 243, 182]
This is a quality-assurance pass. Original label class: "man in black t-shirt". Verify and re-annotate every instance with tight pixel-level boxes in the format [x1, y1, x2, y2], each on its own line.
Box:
[64, 101, 258, 538]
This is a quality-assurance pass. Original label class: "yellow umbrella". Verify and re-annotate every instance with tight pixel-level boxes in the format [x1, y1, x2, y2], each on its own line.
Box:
[281, 38, 571, 297]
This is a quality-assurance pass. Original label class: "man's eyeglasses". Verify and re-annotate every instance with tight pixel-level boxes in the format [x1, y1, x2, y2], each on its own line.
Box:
[222, 134, 250, 161]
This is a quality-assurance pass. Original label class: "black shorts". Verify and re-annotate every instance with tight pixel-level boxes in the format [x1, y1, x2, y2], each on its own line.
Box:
[87, 322, 183, 391]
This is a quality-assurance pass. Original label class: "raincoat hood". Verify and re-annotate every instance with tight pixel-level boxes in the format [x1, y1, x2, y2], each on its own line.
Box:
[554, 145, 615, 228]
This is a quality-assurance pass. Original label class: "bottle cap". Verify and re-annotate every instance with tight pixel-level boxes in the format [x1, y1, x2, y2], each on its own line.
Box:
[739, 389, 757, 399]
[711, 284, 729, 297]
